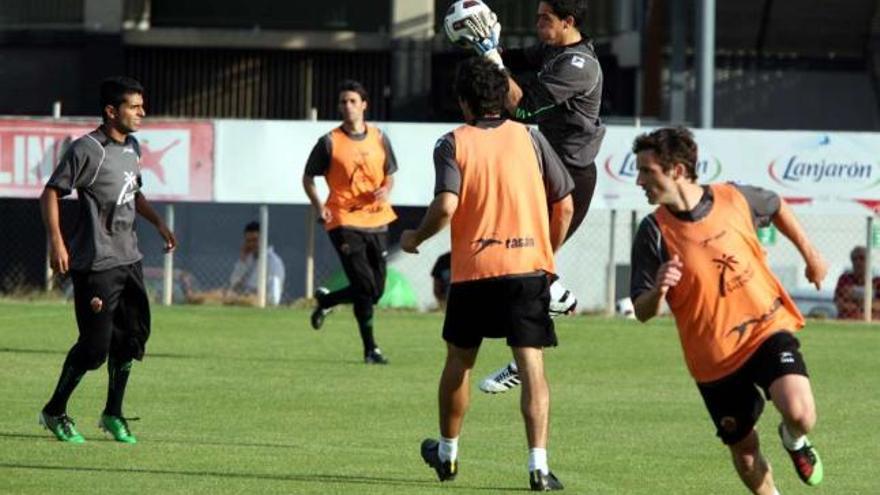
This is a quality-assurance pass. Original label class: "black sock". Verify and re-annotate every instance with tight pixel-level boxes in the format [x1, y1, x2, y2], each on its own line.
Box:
[354, 300, 377, 354]
[104, 357, 133, 417]
[322, 286, 354, 308]
[44, 353, 87, 416]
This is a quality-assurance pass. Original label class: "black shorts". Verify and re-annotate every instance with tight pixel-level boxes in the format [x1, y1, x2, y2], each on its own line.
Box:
[328, 227, 388, 302]
[442, 275, 557, 349]
[696, 332, 809, 445]
[71, 261, 151, 362]
[564, 162, 597, 241]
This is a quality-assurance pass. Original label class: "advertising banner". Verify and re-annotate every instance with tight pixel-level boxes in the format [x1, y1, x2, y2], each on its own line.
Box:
[0, 119, 214, 201]
[596, 127, 880, 215]
[216, 121, 880, 213]
[7, 117, 877, 214]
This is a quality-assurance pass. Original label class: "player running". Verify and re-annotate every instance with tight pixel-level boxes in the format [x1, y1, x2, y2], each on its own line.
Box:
[302, 80, 398, 364]
[631, 127, 826, 493]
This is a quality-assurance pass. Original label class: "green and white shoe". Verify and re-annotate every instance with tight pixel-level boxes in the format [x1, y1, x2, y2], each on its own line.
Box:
[99, 414, 138, 444]
[39, 410, 85, 443]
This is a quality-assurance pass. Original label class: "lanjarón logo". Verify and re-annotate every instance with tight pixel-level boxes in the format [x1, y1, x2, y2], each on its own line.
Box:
[767, 135, 880, 192]
[603, 152, 722, 184]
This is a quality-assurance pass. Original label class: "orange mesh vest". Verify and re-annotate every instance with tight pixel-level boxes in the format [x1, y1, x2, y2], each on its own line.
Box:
[324, 125, 397, 231]
[450, 121, 555, 283]
[654, 183, 804, 383]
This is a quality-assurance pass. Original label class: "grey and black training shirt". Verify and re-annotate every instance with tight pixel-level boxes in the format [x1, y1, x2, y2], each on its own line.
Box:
[46, 127, 144, 272]
[503, 38, 606, 170]
[629, 184, 781, 301]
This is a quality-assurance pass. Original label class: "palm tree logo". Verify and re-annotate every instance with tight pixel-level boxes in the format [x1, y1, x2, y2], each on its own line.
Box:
[712, 254, 738, 297]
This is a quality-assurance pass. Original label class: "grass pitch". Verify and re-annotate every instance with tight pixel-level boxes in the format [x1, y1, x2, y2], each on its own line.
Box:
[0, 300, 877, 494]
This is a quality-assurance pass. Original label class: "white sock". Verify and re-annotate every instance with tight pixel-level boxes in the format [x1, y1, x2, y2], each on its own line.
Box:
[439, 436, 458, 463]
[773, 489, 781, 495]
[528, 448, 548, 474]
[780, 422, 806, 450]
[508, 361, 518, 373]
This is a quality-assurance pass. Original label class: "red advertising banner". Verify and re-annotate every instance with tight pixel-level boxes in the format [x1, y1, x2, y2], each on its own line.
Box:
[0, 118, 214, 201]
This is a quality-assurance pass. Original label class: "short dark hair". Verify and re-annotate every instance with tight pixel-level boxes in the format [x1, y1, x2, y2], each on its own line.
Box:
[545, 0, 587, 27]
[632, 127, 699, 180]
[244, 221, 260, 234]
[100, 76, 144, 119]
[338, 79, 369, 102]
[851, 246, 867, 260]
[454, 57, 509, 117]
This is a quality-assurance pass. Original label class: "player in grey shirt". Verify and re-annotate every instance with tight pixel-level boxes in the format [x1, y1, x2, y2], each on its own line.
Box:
[466, 0, 604, 238]
[39, 76, 176, 444]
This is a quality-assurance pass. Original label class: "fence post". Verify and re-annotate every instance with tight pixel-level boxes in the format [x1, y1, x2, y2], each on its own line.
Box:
[162, 203, 175, 306]
[630, 210, 638, 242]
[257, 205, 269, 308]
[606, 209, 618, 316]
[865, 216, 874, 322]
[45, 100, 63, 292]
[305, 208, 316, 299]
[304, 107, 318, 300]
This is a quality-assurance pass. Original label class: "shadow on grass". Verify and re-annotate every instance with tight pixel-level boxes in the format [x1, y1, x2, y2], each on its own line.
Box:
[0, 347, 350, 365]
[0, 347, 196, 360]
[0, 432, 302, 450]
[0, 462, 525, 491]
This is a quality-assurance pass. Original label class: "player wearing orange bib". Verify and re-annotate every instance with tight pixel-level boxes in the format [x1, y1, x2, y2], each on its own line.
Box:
[401, 57, 574, 491]
[630, 127, 827, 494]
[303, 80, 398, 365]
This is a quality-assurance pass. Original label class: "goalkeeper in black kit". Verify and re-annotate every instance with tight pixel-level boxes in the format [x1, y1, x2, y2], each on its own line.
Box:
[448, 0, 606, 394]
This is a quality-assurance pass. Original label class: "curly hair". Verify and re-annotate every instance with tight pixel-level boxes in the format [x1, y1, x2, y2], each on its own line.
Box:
[453, 57, 509, 117]
[632, 127, 699, 180]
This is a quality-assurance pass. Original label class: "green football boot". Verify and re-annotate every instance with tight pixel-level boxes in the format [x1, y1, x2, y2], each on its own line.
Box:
[778, 423, 823, 486]
[39, 410, 85, 443]
[99, 414, 138, 444]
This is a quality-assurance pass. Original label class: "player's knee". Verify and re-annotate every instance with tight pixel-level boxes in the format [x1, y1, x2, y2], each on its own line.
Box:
[729, 430, 760, 462]
[786, 406, 817, 434]
[78, 349, 109, 370]
[730, 446, 762, 476]
[353, 298, 373, 317]
[444, 345, 478, 370]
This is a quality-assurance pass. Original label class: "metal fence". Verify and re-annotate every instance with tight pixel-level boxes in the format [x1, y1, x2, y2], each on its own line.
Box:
[2, 197, 877, 323]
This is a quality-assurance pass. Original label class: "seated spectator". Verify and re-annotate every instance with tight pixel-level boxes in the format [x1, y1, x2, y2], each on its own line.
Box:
[431, 252, 451, 310]
[188, 221, 286, 306]
[833, 246, 880, 319]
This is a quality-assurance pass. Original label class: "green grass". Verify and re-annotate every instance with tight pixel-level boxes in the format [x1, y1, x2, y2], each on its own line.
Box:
[1, 299, 878, 494]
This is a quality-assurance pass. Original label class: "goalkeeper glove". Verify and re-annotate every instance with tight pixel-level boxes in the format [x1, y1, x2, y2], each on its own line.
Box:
[462, 9, 504, 69]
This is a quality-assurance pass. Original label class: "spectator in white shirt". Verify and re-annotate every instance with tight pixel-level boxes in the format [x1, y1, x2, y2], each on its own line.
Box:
[188, 221, 286, 306]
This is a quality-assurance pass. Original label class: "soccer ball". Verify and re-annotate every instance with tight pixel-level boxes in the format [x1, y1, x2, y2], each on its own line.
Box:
[443, 0, 495, 47]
